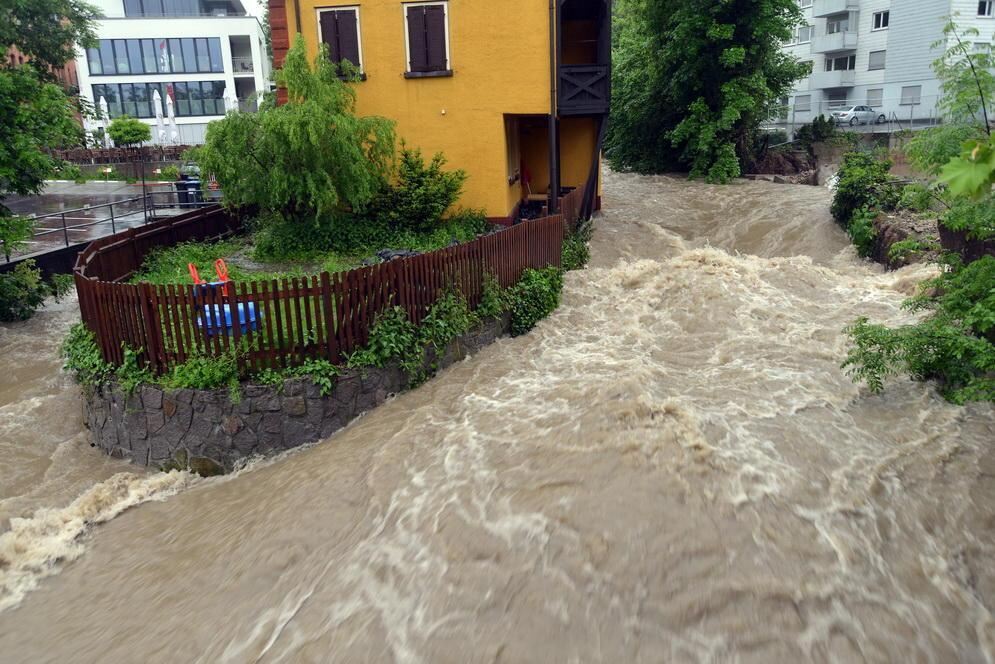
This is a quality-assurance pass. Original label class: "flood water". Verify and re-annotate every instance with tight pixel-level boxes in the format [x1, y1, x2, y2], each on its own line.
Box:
[0, 171, 992, 663]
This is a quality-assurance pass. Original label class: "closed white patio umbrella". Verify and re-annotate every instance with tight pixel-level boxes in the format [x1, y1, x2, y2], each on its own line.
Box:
[153, 89, 167, 145]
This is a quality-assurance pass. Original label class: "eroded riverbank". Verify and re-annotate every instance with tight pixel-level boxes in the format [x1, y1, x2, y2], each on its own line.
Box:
[1, 171, 992, 663]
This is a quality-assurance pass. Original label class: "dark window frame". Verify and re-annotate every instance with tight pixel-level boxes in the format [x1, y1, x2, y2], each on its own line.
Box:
[404, 1, 452, 78]
[317, 6, 366, 78]
[92, 79, 227, 119]
[86, 37, 223, 76]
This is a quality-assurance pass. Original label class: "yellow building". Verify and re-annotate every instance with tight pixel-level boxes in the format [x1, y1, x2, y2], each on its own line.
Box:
[269, 0, 611, 224]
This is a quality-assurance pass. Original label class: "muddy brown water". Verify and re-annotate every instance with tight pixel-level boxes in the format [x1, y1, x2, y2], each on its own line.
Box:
[1, 171, 993, 663]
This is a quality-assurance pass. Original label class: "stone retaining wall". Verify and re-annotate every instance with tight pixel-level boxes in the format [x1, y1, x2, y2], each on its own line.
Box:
[83, 315, 510, 474]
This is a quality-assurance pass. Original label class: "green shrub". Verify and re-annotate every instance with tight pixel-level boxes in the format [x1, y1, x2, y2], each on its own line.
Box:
[941, 198, 995, 241]
[251, 213, 339, 261]
[477, 273, 509, 319]
[116, 346, 153, 395]
[55, 163, 82, 181]
[847, 206, 878, 258]
[843, 255, 995, 403]
[285, 358, 340, 396]
[888, 238, 937, 264]
[508, 267, 564, 337]
[419, 290, 477, 351]
[903, 125, 984, 176]
[133, 239, 248, 284]
[367, 147, 467, 234]
[562, 220, 592, 271]
[347, 306, 419, 370]
[107, 115, 151, 147]
[61, 323, 112, 387]
[704, 143, 741, 184]
[160, 165, 180, 181]
[0, 261, 50, 321]
[795, 114, 837, 152]
[51, 273, 74, 299]
[897, 183, 933, 213]
[160, 350, 241, 401]
[831, 152, 898, 226]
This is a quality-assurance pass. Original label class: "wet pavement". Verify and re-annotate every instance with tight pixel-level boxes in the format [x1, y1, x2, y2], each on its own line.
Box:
[4, 181, 206, 261]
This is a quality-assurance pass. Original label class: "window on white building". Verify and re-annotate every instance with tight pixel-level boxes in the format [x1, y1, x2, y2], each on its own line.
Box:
[826, 16, 849, 34]
[794, 94, 812, 111]
[799, 0, 813, 7]
[827, 91, 848, 108]
[868, 50, 886, 70]
[872, 11, 889, 30]
[979, 1, 993, 17]
[797, 25, 815, 43]
[825, 54, 856, 71]
[900, 85, 922, 105]
[866, 88, 883, 107]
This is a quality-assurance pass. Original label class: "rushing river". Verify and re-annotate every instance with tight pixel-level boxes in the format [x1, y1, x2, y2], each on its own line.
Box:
[1, 171, 992, 663]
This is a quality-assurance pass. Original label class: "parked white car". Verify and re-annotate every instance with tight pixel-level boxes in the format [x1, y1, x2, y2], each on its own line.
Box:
[831, 105, 887, 126]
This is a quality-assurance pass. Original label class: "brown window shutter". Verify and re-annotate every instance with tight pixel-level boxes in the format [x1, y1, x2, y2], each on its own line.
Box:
[406, 6, 429, 72]
[335, 10, 360, 69]
[319, 11, 341, 63]
[424, 5, 447, 71]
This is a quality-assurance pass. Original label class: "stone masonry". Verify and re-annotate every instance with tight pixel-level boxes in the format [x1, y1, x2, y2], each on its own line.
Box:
[83, 315, 510, 475]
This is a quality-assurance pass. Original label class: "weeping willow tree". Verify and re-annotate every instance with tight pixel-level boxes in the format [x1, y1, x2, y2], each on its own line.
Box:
[197, 36, 395, 224]
[606, 0, 809, 182]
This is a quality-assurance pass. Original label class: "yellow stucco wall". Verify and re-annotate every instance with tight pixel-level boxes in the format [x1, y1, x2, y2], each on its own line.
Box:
[287, 0, 552, 218]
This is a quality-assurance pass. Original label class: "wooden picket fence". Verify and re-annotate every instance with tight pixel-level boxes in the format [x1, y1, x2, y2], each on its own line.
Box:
[74, 205, 566, 375]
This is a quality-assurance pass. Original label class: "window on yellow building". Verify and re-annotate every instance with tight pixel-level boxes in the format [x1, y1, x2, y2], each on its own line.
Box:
[404, 1, 451, 77]
[318, 7, 363, 76]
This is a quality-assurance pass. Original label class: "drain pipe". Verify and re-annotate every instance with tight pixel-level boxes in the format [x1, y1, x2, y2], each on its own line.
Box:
[292, 0, 302, 39]
[548, 0, 559, 214]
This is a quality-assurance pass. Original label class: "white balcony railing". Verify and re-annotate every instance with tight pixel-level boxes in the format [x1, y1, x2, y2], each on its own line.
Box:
[810, 69, 856, 88]
[812, 0, 859, 17]
[231, 56, 254, 74]
[811, 31, 858, 53]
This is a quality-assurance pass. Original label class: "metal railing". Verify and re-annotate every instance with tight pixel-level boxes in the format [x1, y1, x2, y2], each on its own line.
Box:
[9, 188, 219, 261]
[764, 93, 945, 136]
[231, 56, 254, 73]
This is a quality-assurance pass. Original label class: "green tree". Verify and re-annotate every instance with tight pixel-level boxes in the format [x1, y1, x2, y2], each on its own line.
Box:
[605, 0, 809, 182]
[0, 214, 33, 261]
[107, 115, 151, 147]
[0, 64, 84, 216]
[0, 1, 95, 225]
[196, 36, 395, 224]
[0, 0, 98, 75]
[932, 20, 994, 128]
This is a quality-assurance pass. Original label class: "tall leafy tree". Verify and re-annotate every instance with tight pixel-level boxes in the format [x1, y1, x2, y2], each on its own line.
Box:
[606, 0, 809, 182]
[0, 0, 96, 223]
[196, 36, 395, 224]
[0, 0, 98, 74]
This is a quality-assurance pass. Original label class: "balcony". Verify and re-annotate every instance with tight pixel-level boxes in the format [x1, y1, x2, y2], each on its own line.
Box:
[811, 31, 858, 53]
[231, 56, 254, 74]
[811, 69, 856, 88]
[812, 0, 859, 17]
[558, 65, 609, 116]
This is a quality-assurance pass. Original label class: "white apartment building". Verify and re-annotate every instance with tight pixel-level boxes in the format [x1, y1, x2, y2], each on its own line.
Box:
[781, 0, 995, 124]
[75, 0, 271, 144]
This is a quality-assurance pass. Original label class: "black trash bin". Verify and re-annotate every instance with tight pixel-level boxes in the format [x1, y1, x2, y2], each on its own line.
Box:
[174, 178, 204, 209]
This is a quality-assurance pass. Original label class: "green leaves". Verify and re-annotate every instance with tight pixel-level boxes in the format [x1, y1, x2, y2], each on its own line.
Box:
[61, 323, 112, 388]
[605, 0, 808, 179]
[107, 116, 151, 148]
[508, 267, 564, 337]
[938, 136, 995, 199]
[197, 37, 395, 226]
